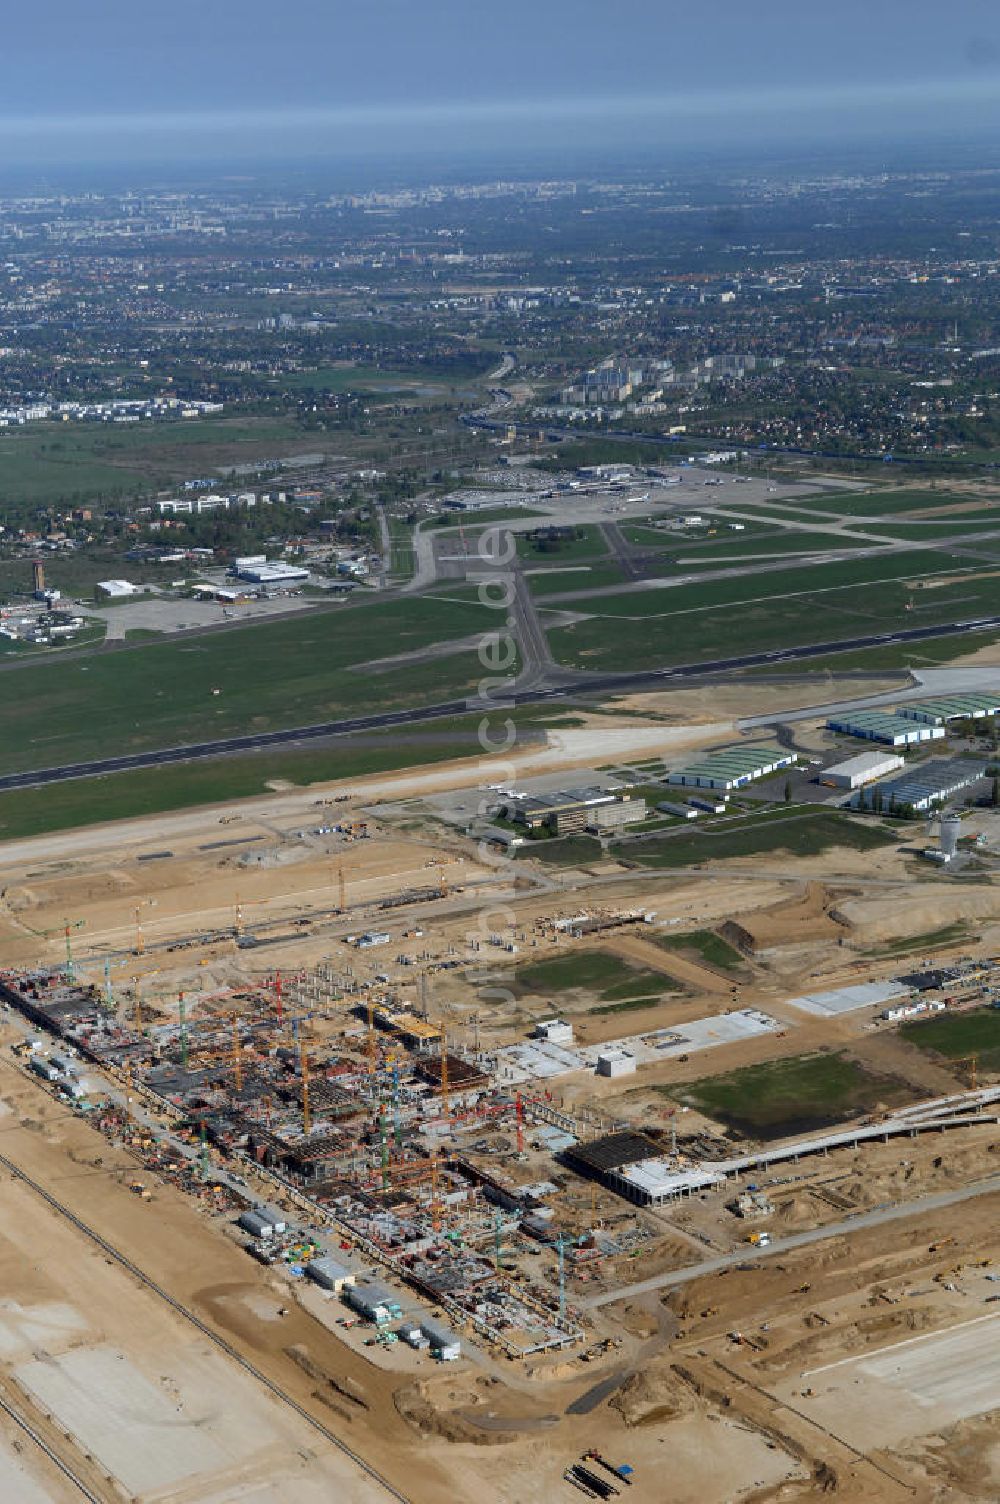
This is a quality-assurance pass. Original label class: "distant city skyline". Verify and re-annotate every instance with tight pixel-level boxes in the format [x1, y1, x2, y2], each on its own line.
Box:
[5, 1, 1000, 164]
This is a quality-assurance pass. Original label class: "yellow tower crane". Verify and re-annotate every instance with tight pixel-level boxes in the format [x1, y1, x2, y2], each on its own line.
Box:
[133, 899, 157, 957]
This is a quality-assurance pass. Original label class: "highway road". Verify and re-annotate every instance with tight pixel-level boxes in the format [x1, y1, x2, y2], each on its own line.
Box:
[460, 410, 1000, 473]
[584, 1173, 1000, 1310]
[3, 609, 1000, 792]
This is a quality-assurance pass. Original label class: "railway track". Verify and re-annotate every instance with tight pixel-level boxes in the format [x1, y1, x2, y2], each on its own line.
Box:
[0, 1389, 104, 1502]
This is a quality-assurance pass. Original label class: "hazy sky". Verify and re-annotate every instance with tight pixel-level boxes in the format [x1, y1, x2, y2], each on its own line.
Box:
[5, 1, 1000, 167]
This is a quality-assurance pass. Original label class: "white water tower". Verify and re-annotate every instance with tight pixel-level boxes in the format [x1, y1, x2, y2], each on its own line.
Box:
[940, 813, 962, 862]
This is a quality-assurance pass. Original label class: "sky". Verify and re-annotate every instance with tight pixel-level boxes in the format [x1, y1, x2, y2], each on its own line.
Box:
[4, 1, 1000, 170]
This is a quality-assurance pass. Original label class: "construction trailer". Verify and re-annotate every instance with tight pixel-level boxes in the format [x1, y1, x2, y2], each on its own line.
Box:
[238, 1208, 287, 1240]
[421, 1320, 461, 1361]
[344, 1280, 400, 1324]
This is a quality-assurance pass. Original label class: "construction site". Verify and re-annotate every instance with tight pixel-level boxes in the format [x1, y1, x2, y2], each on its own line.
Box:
[0, 700, 997, 1504]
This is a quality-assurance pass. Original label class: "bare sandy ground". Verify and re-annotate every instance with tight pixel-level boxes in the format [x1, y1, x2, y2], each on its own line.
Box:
[0, 1061, 402, 1502]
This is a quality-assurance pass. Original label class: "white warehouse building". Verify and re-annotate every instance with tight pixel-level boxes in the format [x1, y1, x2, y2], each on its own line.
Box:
[821, 750, 905, 790]
[235, 559, 309, 586]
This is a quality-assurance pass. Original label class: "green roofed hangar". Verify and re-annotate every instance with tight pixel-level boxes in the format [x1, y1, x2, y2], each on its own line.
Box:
[667, 743, 797, 791]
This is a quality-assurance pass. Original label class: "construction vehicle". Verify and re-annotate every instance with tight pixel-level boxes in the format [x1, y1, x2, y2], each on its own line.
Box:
[746, 1231, 771, 1247]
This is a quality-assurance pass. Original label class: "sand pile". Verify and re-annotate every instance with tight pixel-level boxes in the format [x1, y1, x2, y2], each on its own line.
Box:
[394, 1376, 517, 1446]
[609, 1360, 694, 1427]
[0, 887, 39, 911]
[772, 1193, 824, 1229]
[913, 1416, 1000, 1501]
[837, 887, 1000, 943]
[721, 883, 850, 956]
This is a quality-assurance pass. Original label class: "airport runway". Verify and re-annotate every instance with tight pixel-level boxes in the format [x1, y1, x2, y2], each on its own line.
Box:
[5, 610, 998, 800]
[3, 610, 1000, 791]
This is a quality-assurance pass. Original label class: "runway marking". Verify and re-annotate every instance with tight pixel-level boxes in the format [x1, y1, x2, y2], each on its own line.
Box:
[802, 1311, 1000, 1378]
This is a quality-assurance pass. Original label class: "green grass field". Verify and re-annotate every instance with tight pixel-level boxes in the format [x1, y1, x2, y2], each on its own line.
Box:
[0, 594, 501, 776]
[548, 547, 995, 669]
[386, 515, 416, 580]
[276, 366, 452, 394]
[0, 549, 184, 602]
[803, 488, 994, 518]
[744, 629, 1000, 676]
[0, 416, 309, 510]
[515, 525, 609, 562]
[655, 928, 749, 974]
[429, 506, 545, 528]
[0, 726, 493, 842]
[899, 1007, 1000, 1072]
[616, 811, 899, 868]
[507, 949, 673, 1004]
[671, 1051, 918, 1137]
[0, 703, 580, 844]
[529, 560, 629, 595]
[864, 520, 1000, 540]
[862, 922, 970, 959]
